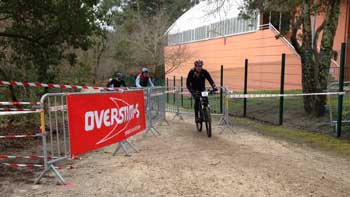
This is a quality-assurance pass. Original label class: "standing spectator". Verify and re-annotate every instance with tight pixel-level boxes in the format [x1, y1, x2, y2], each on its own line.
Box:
[135, 67, 154, 88]
[106, 72, 126, 88]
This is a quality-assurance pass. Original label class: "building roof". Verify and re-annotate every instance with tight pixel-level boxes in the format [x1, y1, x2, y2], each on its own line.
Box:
[168, 0, 244, 35]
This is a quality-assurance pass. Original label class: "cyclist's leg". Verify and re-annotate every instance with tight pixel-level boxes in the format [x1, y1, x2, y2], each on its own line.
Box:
[194, 96, 201, 122]
[202, 97, 209, 107]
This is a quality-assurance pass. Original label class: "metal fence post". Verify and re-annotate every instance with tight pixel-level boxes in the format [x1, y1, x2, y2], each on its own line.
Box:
[166, 78, 169, 103]
[220, 65, 223, 114]
[173, 76, 176, 104]
[243, 59, 248, 117]
[279, 53, 286, 125]
[181, 76, 183, 106]
[337, 43, 346, 137]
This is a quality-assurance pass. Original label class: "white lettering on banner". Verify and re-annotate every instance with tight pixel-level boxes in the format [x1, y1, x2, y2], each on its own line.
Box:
[85, 112, 94, 131]
[94, 110, 104, 129]
[103, 109, 111, 127]
[84, 104, 140, 131]
[124, 125, 141, 135]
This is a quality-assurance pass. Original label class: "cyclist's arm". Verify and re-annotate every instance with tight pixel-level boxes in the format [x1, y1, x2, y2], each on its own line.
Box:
[135, 75, 142, 88]
[148, 78, 154, 87]
[186, 71, 193, 92]
[203, 70, 216, 89]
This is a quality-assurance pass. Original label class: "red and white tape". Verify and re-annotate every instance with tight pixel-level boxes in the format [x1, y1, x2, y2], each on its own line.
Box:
[0, 162, 74, 170]
[0, 155, 81, 160]
[48, 105, 66, 112]
[0, 108, 40, 111]
[0, 134, 42, 139]
[0, 111, 41, 116]
[0, 162, 44, 168]
[228, 91, 345, 99]
[0, 80, 124, 91]
[0, 101, 41, 106]
[0, 155, 49, 159]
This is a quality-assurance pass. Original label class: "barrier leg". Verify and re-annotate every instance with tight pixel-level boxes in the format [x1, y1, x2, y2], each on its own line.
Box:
[35, 164, 65, 185]
[34, 168, 49, 184]
[219, 96, 235, 134]
[158, 119, 170, 126]
[144, 126, 161, 137]
[113, 140, 138, 156]
[51, 165, 66, 184]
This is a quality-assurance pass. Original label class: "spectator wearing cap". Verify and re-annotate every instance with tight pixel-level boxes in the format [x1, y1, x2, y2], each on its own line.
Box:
[135, 67, 154, 88]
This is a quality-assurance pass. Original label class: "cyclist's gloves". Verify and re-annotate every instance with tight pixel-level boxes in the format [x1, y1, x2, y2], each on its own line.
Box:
[212, 85, 218, 92]
[190, 89, 195, 96]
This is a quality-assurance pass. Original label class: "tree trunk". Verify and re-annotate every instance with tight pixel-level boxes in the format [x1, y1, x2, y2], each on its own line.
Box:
[301, 52, 317, 113]
[313, 0, 341, 117]
[300, 0, 316, 114]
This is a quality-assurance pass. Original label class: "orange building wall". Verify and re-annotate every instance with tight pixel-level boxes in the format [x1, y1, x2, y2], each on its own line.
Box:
[165, 0, 350, 90]
[165, 29, 302, 91]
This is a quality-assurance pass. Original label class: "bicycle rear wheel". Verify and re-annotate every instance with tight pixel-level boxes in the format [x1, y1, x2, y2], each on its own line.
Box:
[203, 107, 212, 138]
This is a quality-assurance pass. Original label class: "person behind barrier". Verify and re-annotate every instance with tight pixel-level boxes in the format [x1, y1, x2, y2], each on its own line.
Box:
[186, 59, 218, 122]
[106, 72, 126, 88]
[135, 67, 154, 88]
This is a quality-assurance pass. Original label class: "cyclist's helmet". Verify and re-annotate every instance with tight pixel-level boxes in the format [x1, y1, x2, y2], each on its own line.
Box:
[194, 60, 204, 67]
[142, 67, 149, 73]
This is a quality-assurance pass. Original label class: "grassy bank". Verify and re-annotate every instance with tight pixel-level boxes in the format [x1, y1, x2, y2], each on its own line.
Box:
[234, 117, 350, 156]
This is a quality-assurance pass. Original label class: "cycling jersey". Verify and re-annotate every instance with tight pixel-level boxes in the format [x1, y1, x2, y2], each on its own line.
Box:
[186, 68, 215, 92]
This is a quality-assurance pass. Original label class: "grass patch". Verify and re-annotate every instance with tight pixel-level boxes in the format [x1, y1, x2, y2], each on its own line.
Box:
[234, 117, 350, 156]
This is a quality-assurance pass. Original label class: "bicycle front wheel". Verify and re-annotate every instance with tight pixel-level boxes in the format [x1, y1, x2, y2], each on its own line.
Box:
[203, 107, 212, 138]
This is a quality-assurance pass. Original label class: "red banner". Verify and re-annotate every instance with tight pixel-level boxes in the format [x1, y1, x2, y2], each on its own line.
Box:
[66, 91, 146, 157]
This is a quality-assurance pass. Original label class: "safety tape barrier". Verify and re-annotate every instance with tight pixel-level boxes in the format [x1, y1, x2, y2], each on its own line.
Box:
[0, 134, 42, 139]
[228, 92, 345, 99]
[0, 105, 67, 113]
[0, 162, 75, 170]
[0, 111, 41, 116]
[48, 105, 66, 112]
[0, 101, 41, 106]
[0, 155, 81, 160]
[0, 155, 54, 160]
[0, 108, 40, 111]
[0, 80, 125, 91]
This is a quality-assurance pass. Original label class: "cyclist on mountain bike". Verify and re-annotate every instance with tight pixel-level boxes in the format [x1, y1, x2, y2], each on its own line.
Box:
[186, 60, 218, 123]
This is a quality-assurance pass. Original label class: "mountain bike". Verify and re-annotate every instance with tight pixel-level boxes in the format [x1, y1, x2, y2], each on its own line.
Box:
[193, 88, 216, 138]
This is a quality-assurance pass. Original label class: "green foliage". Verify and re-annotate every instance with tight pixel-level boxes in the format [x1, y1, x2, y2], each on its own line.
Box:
[0, 0, 107, 83]
[104, 0, 191, 80]
[235, 117, 350, 155]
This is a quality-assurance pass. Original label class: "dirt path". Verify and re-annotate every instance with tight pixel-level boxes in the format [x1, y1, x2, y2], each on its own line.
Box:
[3, 114, 350, 196]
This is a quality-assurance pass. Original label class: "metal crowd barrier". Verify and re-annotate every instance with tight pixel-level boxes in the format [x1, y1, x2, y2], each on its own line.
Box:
[36, 93, 71, 184]
[1, 85, 233, 185]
